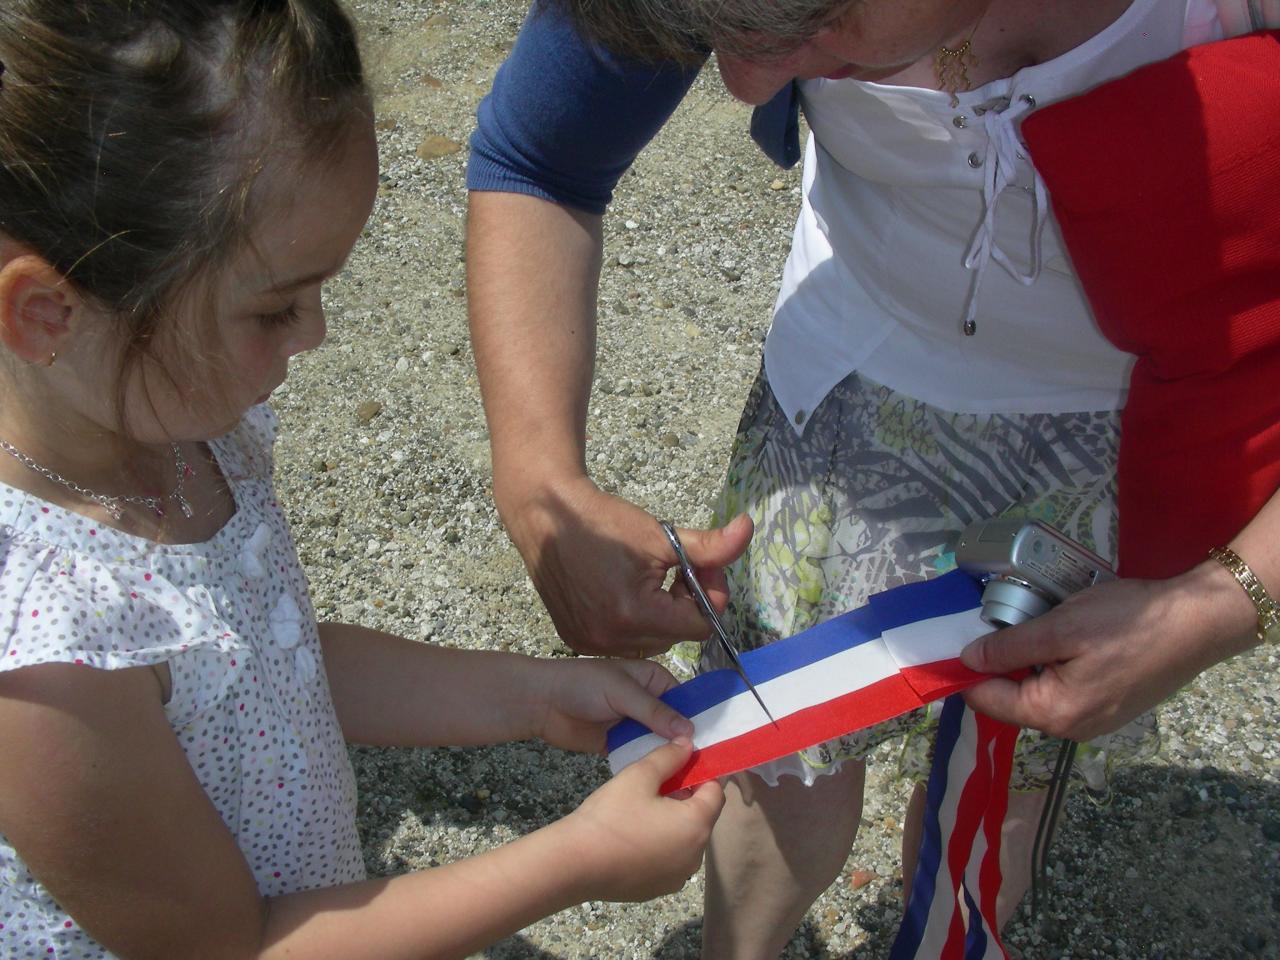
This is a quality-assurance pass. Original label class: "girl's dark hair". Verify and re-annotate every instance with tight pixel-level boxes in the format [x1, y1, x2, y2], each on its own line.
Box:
[0, 0, 365, 420]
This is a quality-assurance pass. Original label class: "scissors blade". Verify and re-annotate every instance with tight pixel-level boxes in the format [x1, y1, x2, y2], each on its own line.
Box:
[659, 521, 776, 723]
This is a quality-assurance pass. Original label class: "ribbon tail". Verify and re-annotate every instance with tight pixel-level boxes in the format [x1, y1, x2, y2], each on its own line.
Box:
[892, 697, 1018, 960]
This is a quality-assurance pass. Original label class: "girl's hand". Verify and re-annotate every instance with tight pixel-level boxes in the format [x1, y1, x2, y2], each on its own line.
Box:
[531, 657, 693, 754]
[554, 738, 725, 903]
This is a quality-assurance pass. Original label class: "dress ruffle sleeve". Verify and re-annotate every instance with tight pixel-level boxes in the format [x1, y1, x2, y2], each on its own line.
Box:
[0, 532, 248, 674]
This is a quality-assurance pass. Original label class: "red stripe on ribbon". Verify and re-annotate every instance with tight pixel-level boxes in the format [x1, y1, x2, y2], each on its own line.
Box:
[660, 672, 918, 794]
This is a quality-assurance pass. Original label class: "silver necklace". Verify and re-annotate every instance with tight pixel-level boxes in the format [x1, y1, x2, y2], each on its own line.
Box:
[0, 437, 195, 522]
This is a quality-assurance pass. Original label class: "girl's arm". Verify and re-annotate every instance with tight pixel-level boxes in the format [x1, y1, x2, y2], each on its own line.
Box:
[961, 486, 1280, 740]
[0, 661, 722, 960]
[317, 622, 691, 750]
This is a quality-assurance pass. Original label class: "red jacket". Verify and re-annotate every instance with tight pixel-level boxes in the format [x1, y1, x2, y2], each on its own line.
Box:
[1023, 30, 1280, 578]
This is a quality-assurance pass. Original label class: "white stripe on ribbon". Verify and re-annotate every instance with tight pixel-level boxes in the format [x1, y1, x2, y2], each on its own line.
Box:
[607, 637, 902, 772]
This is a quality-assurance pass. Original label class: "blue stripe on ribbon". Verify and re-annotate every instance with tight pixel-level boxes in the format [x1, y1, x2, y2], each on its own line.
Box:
[868, 569, 984, 632]
[962, 880, 990, 959]
[890, 693, 968, 960]
[605, 602, 883, 752]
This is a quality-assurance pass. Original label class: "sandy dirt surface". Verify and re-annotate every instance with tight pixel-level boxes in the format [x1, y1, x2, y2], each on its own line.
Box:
[268, 2, 1280, 956]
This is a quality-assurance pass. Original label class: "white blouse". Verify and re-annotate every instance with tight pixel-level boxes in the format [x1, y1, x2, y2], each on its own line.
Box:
[765, 0, 1222, 427]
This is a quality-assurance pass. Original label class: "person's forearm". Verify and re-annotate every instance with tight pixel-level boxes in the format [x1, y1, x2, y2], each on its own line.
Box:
[465, 191, 603, 520]
[258, 818, 588, 960]
[318, 622, 543, 747]
[1172, 483, 1280, 666]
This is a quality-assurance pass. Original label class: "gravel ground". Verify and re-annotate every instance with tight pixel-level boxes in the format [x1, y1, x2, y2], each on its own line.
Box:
[269, 2, 1280, 956]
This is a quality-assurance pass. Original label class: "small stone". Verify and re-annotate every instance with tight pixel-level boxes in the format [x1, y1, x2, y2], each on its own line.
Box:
[1169, 788, 1196, 817]
[475, 788, 490, 800]
[684, 323, 702, 338]
[1261, 818, 1280, 842]
[616, 252, 635, 267]
[661, 432, 680, 447]
[356, 400, 382, 424]
[458, 794, 481, 814]
[654, 296, 674, 309]
[770, 178, 786, 190]
[849, 868, 877, 890]
[422, 74, 444, 89]
[416, 135, 463, 161]
[1199, 765, 1220, 780]
[1242, 931, 1267, 953]
[394, 357, 410, 373]
[624, 219, 639, 230]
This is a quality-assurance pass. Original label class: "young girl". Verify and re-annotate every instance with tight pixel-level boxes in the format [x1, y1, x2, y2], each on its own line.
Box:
[0, 3, 724, 958]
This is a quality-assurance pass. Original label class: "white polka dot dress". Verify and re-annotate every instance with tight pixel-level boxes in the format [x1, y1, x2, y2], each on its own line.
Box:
[0, 406, 365, 958]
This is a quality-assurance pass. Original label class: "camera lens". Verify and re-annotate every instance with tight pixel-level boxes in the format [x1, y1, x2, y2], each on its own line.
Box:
[980, 578, 1054, 628]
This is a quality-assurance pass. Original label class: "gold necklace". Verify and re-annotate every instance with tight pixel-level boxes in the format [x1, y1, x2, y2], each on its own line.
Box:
[934, 7, 989, 107]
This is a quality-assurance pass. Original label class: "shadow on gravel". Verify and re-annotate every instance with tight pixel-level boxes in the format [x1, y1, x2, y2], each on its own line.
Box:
[837, 763, 1280, 960]
[352, 743, 1278, 960]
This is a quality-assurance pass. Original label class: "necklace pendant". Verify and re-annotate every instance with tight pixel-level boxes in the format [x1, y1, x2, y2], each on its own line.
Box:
[963, 318, 978, 336]
[177, 494, 194, 519]
[106, 501, 125, 522]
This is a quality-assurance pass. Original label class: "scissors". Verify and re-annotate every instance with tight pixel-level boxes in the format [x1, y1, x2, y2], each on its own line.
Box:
[658, 520, 775, 723]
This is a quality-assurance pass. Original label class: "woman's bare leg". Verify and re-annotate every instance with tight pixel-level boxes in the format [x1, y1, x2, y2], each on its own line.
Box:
[702, 761, 867, 960]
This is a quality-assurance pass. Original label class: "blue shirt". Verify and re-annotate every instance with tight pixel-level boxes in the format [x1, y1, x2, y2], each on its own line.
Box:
[466, 1, 800, 214]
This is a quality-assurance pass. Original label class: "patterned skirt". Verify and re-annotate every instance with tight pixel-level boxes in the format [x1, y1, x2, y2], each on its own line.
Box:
[674, 366, 1157, 793]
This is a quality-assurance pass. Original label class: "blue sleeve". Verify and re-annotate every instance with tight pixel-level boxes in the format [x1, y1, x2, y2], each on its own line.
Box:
[467, 2, 704, 215]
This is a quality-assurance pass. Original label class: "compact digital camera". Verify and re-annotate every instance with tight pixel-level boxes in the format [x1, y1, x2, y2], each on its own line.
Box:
[955, 518, 1116, 628]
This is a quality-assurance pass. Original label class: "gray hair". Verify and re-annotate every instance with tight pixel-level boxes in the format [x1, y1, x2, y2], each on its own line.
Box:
[544, 0, 853, 63]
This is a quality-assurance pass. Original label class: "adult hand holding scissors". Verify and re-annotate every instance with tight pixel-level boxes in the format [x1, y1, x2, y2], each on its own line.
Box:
[502, 474, 754, 658]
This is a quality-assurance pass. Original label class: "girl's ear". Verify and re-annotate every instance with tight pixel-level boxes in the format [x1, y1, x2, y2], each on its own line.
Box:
[0, 255, 83, 366]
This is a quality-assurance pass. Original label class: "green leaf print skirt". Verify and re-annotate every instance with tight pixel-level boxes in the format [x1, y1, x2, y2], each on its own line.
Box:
[673, 366, 1158, 794]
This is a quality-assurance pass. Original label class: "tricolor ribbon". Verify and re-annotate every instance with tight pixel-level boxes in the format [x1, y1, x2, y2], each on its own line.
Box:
[607, 570, 996, 791]
[606, 570, 1019, 958]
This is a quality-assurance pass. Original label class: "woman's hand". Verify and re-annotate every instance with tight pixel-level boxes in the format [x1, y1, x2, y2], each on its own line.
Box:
[960, 561, 1260, 741]
[553, 738, 725, 903]
[530, 656, 694, 754]
[504, 475, 753, 657]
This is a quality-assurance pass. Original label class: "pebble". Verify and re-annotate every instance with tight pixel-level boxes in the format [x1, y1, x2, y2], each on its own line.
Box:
[849, 869, 877, 890]
[416, 135, 463, 160]
[355, 400, 382, 424]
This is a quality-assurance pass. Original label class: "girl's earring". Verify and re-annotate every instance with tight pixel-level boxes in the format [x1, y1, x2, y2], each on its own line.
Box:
[45, 352, 56, 368]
